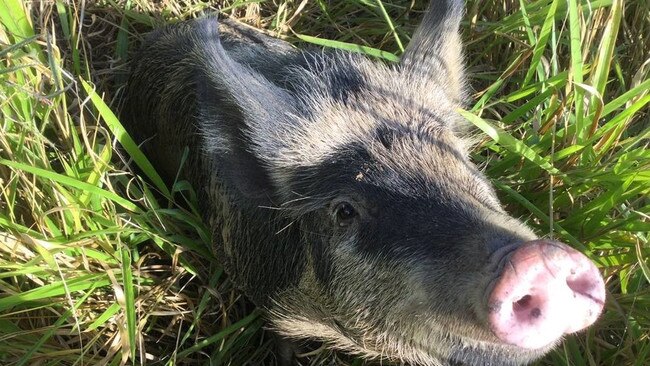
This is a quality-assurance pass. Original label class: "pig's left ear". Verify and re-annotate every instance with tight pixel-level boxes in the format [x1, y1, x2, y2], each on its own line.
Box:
[192, 17, 295, 204]
[400, 0, 465, 101]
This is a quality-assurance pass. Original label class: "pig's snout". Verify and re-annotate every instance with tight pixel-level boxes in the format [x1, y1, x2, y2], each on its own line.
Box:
[487, 240, 605, 350]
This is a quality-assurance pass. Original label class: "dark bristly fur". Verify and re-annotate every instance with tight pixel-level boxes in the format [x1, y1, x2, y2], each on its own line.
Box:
[121, 1, 556, 365]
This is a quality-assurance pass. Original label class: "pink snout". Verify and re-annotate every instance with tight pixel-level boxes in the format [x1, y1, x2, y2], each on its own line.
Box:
[487, 240, 606, 349]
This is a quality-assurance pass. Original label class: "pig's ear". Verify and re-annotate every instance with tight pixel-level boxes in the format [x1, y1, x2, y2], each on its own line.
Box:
[400, 0, 465, 101]
[193, 18, 294, 203]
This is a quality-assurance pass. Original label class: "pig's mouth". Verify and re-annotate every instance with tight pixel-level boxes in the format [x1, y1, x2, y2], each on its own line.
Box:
[482, 240, 606, 350]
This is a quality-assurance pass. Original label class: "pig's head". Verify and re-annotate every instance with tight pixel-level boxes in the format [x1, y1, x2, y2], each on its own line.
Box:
[192, 1, 606, 365]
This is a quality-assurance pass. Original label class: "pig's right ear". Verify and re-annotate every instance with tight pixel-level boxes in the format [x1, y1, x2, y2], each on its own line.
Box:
[400, 0, 465, 101]
[192, 18, 294, 203]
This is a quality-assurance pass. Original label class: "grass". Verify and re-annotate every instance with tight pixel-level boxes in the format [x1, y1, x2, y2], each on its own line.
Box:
[0, 0, 648, 365]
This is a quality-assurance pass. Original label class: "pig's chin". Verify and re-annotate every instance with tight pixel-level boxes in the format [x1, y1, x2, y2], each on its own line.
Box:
[432, 333, 555, 366]
[411, 316, 561, 366]
[269, 293, 554, 365]
[392, 326, 554, 366]
[312, 329, 555, 366]
[269, 310, 552, 365]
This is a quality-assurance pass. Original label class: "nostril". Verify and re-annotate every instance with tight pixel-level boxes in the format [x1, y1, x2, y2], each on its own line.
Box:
[566, 274, 598, 298]
[512, 294, 543, 321]
[513, 295, 532, 311]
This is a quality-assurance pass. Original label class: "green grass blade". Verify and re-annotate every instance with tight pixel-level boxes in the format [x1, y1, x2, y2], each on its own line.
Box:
[176, 310, 262, 358]
[0, 0, 35, 41]
[599, 78, 650, 119]
[80, 79, 172, 198]
[120, 248, 137, 362]
[568, 0, 586, 142]
[0, 274, 112, 312]
[522, 0, 559, 87]
[492, 181, 587, 253]
[87, 303, 121, 331]
[374, 0, 404, 53]
[588, 0, 622, 114]
[15, 283, 98, 366]
[459, 110, 563, 176]
[295, 34, 399, 62]
[0, 159, 140, 212]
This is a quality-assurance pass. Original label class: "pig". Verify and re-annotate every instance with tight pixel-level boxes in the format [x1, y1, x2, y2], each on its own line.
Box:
[120, 0, 606, 365]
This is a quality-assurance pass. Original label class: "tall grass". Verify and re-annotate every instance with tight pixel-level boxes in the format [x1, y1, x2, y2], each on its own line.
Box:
[1, 0, 648, 365]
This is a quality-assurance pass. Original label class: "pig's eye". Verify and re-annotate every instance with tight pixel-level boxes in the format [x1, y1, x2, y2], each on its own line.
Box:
[335, 202, 357, 226]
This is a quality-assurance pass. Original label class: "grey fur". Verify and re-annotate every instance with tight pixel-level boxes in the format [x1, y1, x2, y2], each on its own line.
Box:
[121, 1, 554, 365]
